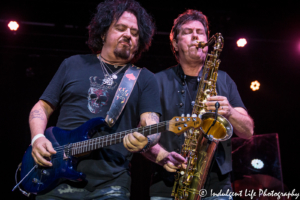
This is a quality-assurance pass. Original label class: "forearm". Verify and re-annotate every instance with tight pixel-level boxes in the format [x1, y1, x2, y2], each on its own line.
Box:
[140, 112, 161, 147]
[29, 100, 53, 139]
[142, 143, 169, 164]
[228, 108, 254, 139]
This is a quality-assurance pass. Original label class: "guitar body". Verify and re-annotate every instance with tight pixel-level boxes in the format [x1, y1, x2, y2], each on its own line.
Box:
[20, 117, 106, 194]
[18, 115, 199, 195]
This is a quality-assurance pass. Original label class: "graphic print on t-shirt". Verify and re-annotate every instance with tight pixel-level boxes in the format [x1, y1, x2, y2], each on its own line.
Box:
[87, 76, 117, 114]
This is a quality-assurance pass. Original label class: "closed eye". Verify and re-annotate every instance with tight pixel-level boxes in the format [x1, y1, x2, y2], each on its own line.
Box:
[115, 24, 127, 32]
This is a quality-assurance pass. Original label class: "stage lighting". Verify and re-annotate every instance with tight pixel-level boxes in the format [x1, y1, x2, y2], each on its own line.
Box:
[8, 21, 19, 31]
[237, 38, 247, 47]
[251, 159, 264, 169]
[250, 80, 260, 91]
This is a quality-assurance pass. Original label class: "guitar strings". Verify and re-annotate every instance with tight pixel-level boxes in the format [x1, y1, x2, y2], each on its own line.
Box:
[47, 119, 197, 158]
[51, 121, 171, 153]
[49, 125, 197, 162]
[51, 119, 195, 154]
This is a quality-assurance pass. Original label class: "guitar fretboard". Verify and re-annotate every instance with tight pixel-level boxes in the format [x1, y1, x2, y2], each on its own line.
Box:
[70, 121, 169, 156]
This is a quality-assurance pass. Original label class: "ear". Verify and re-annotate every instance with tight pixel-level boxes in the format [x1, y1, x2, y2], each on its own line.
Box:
[101, 34, 106, 43]
[172, 39, 178, 51]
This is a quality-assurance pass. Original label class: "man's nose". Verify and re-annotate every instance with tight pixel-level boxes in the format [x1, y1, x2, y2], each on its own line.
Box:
[123, 28, 131, 38]
[191, 30, 198, 40]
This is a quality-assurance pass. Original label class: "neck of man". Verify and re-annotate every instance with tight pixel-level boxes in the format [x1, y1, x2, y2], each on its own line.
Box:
[100, 52, 129, 67]
[179, 58, 204, 77]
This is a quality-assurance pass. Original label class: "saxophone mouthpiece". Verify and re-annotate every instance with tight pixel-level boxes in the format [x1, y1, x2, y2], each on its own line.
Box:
[196, 41, 206, 49]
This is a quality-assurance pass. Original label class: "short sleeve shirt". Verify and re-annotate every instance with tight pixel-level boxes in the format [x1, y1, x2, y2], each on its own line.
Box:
[40, 54, 161, 191]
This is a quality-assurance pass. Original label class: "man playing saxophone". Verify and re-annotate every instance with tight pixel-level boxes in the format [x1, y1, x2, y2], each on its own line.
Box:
[143, 9, 254, 200]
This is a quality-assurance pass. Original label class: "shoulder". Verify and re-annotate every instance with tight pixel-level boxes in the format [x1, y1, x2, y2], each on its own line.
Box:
[217, 70, 235, 84]
[139, 67, 155, 77]
[133, 67, 155, 81]
[58, 54, 98, 72]
[134, 67, 156, 87]
[63, 54, 97, 65]
[155, 65, 177, 81]
[156, 66, 176, 76]
[217, 69, 228, 77]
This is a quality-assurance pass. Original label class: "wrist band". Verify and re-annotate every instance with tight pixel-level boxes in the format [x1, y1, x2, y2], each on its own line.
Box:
[31, 134, 45, 146]
[139, 136, 152, 153]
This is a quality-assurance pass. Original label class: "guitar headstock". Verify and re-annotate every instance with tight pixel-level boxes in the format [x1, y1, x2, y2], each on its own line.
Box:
[168, 115, 201, 135]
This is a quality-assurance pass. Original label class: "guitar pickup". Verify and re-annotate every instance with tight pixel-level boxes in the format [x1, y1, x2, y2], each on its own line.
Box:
[64, 143, 73, 159]
[32, 178, 43, 185]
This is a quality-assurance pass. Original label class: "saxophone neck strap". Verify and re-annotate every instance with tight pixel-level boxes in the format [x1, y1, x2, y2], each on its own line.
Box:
[105, 64, 142, 127]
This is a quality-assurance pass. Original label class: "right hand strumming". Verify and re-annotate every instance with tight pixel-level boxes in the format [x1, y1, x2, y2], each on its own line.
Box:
[31, 137, 56, 167]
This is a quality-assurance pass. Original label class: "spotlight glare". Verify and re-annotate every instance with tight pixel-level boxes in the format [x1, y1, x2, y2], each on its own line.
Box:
[250, 80, 260, 91]
[237, 38, 247, 47]
[251, 159, 264, 169]
[8, 21, 19, 31]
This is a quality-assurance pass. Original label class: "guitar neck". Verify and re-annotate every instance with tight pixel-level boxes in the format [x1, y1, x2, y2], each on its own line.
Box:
[70, 121, 169, 156]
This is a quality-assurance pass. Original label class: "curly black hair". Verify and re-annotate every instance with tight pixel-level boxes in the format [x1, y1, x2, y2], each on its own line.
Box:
[170, 9, 210, 62]
[87, 0, 155, 63]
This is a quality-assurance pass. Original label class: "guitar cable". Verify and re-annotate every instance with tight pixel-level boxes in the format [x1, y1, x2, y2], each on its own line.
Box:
[12, 162, 37, 197]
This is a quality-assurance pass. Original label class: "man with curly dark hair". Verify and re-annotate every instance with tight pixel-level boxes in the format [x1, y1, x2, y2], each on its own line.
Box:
[29, 0, 161, 199]
[87, 0, 155, 63]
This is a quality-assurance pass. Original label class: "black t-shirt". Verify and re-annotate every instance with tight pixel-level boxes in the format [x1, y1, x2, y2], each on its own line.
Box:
[184, 75, 199, 115]
[40, 54, 161, 191]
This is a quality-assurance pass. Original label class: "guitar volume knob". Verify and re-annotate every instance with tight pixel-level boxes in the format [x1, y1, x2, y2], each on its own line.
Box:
[42, 170, 48, 175]
[32, 178, 39, 183]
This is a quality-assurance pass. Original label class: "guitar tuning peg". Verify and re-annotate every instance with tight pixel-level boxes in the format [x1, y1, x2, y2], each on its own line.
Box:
[181, 114, 185, 117]
[186, 114, 190, 117]
[192, 114, 197, 117]
[198, 114, 202, 119]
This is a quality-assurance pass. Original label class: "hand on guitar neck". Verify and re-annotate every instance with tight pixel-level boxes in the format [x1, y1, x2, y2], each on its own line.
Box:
[123, 112, 160, 153]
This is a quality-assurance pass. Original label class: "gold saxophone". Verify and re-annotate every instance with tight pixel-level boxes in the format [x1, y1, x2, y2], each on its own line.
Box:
[171, 33, 233, 200]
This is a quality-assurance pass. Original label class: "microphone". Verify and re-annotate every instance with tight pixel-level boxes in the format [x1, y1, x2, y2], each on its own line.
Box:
[211, 101, 220, 126]
[205, 101, 220, 138]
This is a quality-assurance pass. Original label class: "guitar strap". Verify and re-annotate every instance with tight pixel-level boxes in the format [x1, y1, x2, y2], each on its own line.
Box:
[105, 64, 142, 127]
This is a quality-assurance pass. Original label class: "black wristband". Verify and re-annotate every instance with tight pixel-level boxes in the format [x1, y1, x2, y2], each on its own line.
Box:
[139, 136, 152, 153]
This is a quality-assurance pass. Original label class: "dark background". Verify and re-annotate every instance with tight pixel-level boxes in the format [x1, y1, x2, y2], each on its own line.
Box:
[1, 0, 299, 199]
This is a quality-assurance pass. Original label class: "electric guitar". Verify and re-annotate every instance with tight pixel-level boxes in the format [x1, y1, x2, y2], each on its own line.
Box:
[19, 116, 201, 194]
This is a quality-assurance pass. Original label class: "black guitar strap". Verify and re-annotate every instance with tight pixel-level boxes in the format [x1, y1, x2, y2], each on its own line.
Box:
[105, 64, 142, 127]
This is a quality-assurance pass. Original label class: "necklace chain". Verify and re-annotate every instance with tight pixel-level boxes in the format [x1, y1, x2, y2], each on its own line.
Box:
[97, 54, 127, 85]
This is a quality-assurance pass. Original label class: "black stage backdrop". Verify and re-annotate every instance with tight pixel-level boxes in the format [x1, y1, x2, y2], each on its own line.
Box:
[1, 1, 299, 199]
